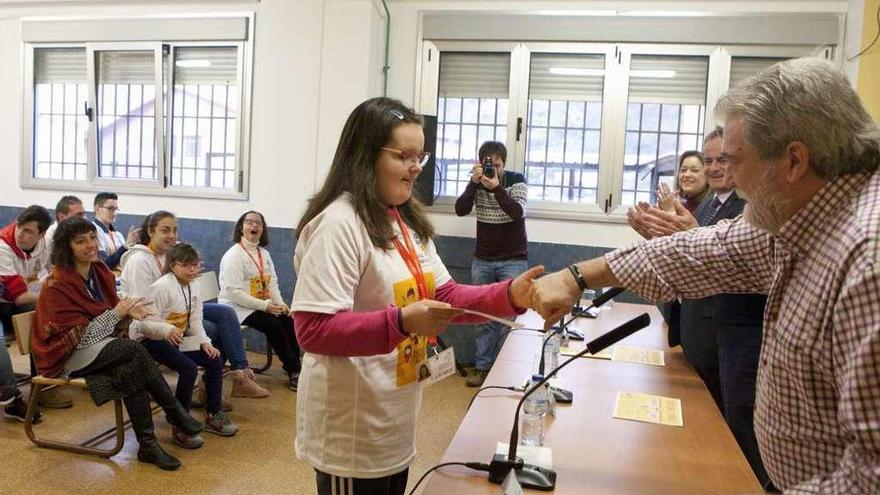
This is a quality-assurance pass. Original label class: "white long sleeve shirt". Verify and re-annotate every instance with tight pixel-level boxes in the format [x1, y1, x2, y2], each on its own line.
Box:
[218, 240, 285, 323]
[119, 244, 164, 299]
[131, 272, 210, 345]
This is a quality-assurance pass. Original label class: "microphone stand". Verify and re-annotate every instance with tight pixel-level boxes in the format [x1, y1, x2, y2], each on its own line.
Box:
[488, 313, 651, 491]
[537, 288, 626, 403]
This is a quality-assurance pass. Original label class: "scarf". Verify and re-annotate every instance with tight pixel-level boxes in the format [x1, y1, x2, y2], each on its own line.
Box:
[32, 262, 121, 377]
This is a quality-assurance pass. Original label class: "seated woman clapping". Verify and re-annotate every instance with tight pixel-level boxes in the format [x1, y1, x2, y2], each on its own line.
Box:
[31, 217, 204, 471]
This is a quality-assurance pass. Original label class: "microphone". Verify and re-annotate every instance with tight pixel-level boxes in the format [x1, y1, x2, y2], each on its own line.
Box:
[488, 313, 651, 490]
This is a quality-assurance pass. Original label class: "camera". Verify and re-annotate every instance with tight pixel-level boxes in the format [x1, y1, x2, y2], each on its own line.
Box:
[481, 156, 495, 179]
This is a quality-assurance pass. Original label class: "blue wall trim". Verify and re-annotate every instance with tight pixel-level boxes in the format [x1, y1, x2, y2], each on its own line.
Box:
[0, 205, 643, 362]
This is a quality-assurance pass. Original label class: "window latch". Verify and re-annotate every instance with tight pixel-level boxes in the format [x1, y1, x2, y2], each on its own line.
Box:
[83, 102, 93, 122]
[516, 117, 523, 142]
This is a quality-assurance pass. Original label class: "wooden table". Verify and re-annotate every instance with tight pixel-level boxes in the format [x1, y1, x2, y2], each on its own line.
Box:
[422, 303, 761, 494]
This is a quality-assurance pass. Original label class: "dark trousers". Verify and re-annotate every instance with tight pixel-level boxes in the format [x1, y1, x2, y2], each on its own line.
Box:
[242, 311, 301, 374]
[719, 344, 774, 490]
[140, 340, 224, 414]
[316, 468, 408, 495]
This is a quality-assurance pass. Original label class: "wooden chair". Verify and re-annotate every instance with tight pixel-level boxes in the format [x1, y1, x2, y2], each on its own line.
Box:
[193, 271, 274, 373]
[12, 311, 125, 458]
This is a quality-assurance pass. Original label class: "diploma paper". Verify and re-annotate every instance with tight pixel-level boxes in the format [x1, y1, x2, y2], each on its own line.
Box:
[427, 306, 525, 329]
[613, 391, 683, 427]
[611, 345, 666, 366]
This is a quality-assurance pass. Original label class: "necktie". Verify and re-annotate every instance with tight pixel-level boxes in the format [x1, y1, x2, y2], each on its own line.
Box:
[698, 196, 723, 226]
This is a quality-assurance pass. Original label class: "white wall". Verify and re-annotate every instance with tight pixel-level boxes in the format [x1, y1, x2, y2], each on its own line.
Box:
[385, 0, 865, 248]
[0, 0, 386, 231]
[0, 0, 867, 251]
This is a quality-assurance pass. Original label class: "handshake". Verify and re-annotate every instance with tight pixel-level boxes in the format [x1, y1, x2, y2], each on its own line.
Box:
[401, 265, 592, 336]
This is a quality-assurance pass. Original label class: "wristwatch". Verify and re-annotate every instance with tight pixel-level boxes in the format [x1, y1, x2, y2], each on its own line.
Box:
[567, 264, 589, 292]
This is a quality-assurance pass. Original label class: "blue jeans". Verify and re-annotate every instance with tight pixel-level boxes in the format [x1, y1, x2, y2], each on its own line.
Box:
[203, 303, 249, 370]
[471, 258, 529, 371]
[140, 339, 225, 415]
[1, 330, 16, 388]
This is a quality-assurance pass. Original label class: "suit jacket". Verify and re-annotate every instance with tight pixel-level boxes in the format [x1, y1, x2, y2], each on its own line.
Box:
[680, 191, 765, 350]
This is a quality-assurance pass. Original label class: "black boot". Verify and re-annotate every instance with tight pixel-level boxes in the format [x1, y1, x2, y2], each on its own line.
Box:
[123, 391, 181, 471]
[144, 375, 204, 436]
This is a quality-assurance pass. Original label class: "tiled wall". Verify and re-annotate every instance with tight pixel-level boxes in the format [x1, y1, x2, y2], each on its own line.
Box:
[0, 205, 643, 363]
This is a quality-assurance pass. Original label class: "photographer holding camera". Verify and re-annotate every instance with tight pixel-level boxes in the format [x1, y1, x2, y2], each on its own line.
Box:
[455, 141, 529, 387]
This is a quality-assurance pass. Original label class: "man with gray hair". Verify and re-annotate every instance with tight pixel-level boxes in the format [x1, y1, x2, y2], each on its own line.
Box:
[528, 58, 880, 492]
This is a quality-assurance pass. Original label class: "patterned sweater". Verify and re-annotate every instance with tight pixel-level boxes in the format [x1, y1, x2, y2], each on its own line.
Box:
[454, 170, 528, 261]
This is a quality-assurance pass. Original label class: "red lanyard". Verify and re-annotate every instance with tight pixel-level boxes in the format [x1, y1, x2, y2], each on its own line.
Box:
[108, 229, 118, 251]
[390, 207, 428, 300]
[239, 242, 268, 292]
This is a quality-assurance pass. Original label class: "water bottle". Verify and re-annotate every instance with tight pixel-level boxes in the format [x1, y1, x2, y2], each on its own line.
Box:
[543, 332, 561, 375]
[521, 374, 549, 446]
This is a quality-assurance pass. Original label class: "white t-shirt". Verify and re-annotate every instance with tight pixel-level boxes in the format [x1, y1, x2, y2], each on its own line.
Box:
[218, 242, 285, 323]
[292, 193, 451, 479]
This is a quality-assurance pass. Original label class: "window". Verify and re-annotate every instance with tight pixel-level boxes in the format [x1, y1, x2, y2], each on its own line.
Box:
[434, 52, 509, 198]
[621, 55, 708, 206]
[170, 46, 240, 189]
[33, 48, 89, 181]
[22, 16, 253, 198]
[525, 53, 605, 204]
[420, 41, 825, 219]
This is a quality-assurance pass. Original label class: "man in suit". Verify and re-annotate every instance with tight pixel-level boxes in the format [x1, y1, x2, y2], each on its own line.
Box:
[629, 127, 772, 489]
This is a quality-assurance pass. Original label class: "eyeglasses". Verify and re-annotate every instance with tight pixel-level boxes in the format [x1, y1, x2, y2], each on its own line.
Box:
[380, 147, 431, 167]
[99, 205, 119, 212]
[177, 261, 203, 270]
[243, 219, 263, 227]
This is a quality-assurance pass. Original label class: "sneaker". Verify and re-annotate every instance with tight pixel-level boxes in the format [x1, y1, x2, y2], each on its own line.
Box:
[0, 386, 21, 406]
[230, 370, 269, 398]
[4, 397, 42, 423]
[465, 369, 489, 388]
[191, 381, 234, 412]
[172, 426, 205, 449]
[37, 387, 73, 409]
[204, 411, 239, 436]
[288, 372, 300, 392]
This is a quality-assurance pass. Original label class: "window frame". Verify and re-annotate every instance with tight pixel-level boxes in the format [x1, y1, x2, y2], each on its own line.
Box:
[418, 40, 835, 222]
[20, 16, 254, 200]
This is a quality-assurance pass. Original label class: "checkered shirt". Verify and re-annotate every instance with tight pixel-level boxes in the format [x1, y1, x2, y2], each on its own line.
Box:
[606, 170, 880, 493]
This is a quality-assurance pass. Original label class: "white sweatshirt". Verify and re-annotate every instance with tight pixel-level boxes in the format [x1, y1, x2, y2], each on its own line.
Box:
[119, 244, 164, 299]
[131, 272, 210, 345]
[218, 240, 286, 323]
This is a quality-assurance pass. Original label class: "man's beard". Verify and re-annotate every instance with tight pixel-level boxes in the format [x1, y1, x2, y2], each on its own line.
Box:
[740, 165, 791, 235]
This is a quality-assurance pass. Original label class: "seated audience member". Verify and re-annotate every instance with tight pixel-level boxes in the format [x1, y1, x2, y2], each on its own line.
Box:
[92, 192, 139, 271]
[219, 211, 301, 391]
[1, 291, 42, 423]
[32, 217, 204, 470]
[0, 205, 71, 409]
[134, 243, 238, 449]
[120, 211, 267, 401]
[45, 195, 86, 257]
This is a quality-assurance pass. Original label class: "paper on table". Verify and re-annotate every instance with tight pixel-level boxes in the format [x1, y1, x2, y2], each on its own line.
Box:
[613, 391, 683, 427]
[561, 344, 613, 360]
[611, 345, 665, 366]
[496, 443, 553, 470]
[427, 306, 524, 329]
